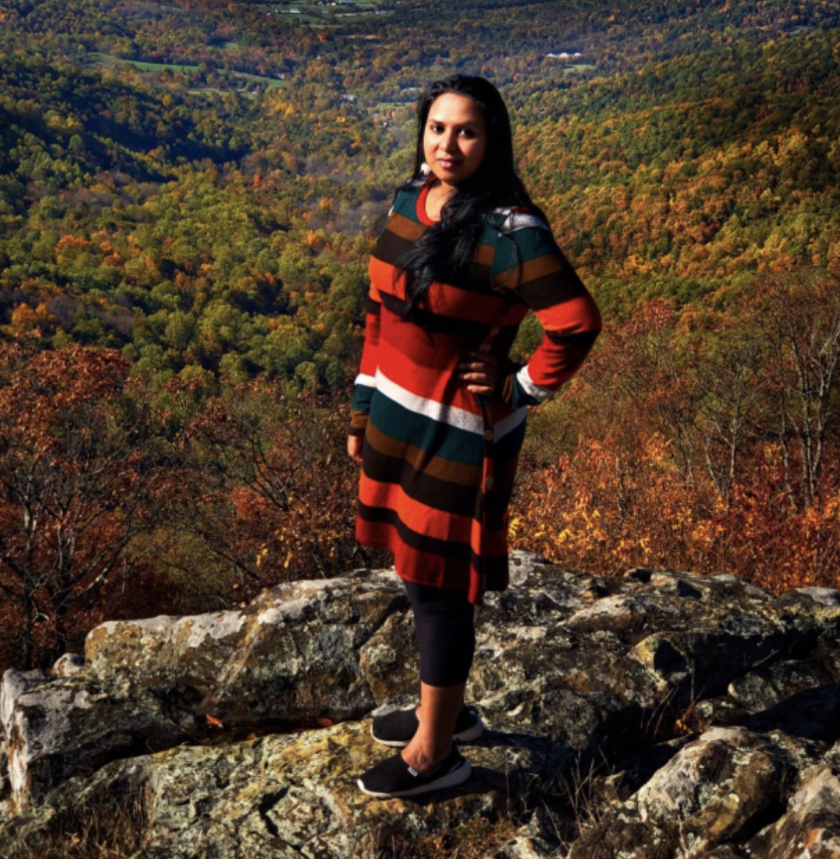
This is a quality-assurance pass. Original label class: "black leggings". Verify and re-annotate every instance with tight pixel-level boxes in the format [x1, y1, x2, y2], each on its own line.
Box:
[403, 580, 476, 687]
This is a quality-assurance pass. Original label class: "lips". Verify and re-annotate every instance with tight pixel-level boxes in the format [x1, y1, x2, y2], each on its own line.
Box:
[437, 158, 460, 168]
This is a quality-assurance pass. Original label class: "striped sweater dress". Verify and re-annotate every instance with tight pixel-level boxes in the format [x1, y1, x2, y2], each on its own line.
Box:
[349, 174, 602, 606]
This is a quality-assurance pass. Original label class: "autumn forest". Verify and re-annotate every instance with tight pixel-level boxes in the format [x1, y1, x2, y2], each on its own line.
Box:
[2, 0, 840, 673]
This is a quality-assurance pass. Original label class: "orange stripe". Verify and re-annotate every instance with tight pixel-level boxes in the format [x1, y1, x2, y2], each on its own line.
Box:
[369, 256, 407, 300]
[538, 293, 603, 333]
[424, 283, 509, 321]
[360, 475, 509, 556]
[359, 476, 472, 541]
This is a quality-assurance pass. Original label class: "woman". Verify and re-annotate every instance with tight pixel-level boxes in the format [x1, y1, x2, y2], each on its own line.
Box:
[347, 75, 601, 798]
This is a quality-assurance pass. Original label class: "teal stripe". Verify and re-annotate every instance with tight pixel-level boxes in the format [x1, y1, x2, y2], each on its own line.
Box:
[369, 391, 484, 467]
[351, 383, 376, 413]
[490, 226, 561, 281]
[391, 182, 425, 222]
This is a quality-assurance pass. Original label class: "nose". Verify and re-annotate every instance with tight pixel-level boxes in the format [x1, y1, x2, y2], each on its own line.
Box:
[440, 131, 458, 152]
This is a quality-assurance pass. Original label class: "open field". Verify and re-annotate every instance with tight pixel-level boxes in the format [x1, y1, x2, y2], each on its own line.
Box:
[90, 52, 200, 73]
[89, 53, 289, 87]
[253, 0, 391, 24]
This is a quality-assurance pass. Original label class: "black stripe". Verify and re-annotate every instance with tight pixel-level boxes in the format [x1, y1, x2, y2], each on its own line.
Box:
[373, 230, 416, 266]
[516, 270, 586, 311]
[545, 329, 601, 348]
[461, 261, 495, 293]
[365, 297, 382, 316]
[362, 442, 520, 530]
[380, 292, 515, 341]
[357, 501, 510, 579]
[363, 445, 480, 517]
[358, 501, 472, 560]
[492, 324, 520, 358]
[471, 549, 508, 582]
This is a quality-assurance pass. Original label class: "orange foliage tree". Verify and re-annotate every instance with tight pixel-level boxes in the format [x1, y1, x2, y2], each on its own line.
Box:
[159, 381, 368, 607]
[0, 343, 165, 669]
[513, 267, 840, 593]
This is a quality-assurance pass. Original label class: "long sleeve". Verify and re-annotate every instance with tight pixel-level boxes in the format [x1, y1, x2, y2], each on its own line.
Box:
[349, 189, 408, 436]
[348, 283, 381, 437]
[490, 212, 601, 409]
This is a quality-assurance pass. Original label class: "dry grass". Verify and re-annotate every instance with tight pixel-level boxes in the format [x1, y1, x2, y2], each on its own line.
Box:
[6, 788, 153, 859]
[361, 814, 521, 859]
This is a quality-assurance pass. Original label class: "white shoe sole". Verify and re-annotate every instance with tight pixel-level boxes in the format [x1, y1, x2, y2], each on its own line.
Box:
[356, 759, 472, 798]
[454, 716, 485, 743]
[370, 714, 486, 748]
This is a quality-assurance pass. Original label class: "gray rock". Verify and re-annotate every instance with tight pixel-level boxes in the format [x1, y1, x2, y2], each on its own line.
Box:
[1, 669, 196, 812]
[52, 653, 85, 677]
[568, 726, 793, 858]
[792, 586, 840, 608]
[84, 571, 410, 727]
[4, 721, 553, 859]
[745, 763, 840, 858]
[485, 836, 554, 859]
[2, 552, 840, 858]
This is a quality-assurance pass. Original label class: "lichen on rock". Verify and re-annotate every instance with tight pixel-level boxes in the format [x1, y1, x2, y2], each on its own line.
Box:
[2, 551, 839, 858]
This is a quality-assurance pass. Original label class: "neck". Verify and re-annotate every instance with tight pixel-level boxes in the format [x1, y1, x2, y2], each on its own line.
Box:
[430, 178, 458, 200]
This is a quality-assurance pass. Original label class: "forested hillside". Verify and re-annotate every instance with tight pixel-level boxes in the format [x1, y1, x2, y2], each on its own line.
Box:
[2, 0, 839, 673]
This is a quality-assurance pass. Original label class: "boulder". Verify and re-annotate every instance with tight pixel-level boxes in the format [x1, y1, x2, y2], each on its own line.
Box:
[566, 726, 793, 858]
[745, 760, 840, 859]
[3, 719, 554, 859]
[1, 552, 839, 858]
[0, 667, 196, 812]
[84, 572, 413, 727]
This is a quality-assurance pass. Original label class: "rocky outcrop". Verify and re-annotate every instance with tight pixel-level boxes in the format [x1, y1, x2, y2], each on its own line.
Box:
[1, 552, 839, 858]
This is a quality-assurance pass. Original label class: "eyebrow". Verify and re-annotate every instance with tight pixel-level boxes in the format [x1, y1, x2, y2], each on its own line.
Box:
[427, 117, 482, 128]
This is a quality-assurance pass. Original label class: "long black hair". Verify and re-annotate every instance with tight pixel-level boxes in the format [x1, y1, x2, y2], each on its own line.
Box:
[396, 75, 549, 310]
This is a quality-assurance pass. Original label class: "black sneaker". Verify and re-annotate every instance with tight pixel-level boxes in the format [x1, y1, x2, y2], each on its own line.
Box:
[357, 746, 471, 798]
[371, 705, 485, 748]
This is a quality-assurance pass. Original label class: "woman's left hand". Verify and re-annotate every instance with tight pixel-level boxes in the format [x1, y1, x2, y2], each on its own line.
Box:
[459, 351, 498, 396]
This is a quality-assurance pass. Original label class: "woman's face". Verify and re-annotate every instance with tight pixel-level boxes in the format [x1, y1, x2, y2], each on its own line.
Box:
[422, 92, 488, 188]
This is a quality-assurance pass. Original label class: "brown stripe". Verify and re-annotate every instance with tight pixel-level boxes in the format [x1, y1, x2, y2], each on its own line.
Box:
[473, 243, 494, 266]
[365, 420, 481, 486]
[493, 252, 570, 291]
[387, 212, 426, 241]
[350, 409, 370, 432]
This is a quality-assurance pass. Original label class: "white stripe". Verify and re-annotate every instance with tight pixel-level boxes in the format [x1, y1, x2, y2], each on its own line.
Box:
[374, 368, 528, 442]
[375, 369, 485, 435]
[354, 373, 377, 389]
[516, 365, 553, 403]
[493, 406, 527, 441]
